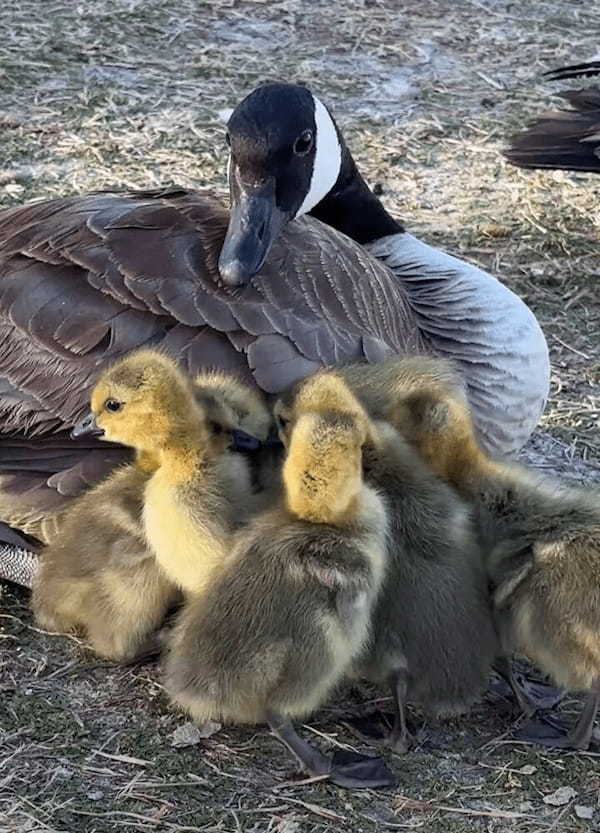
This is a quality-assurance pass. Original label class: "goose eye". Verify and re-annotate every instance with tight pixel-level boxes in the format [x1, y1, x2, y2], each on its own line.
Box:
[225, 131, 231, 147]
[293, 130, 313, 156]
[105, 399, 123, 413]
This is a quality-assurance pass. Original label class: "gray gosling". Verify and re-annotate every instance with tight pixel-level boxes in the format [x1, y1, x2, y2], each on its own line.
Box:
[165, 373, 394, 789]
[388, 369, 600, 751]
[33, 361, 271, 661]
[277, 364, 497, 753]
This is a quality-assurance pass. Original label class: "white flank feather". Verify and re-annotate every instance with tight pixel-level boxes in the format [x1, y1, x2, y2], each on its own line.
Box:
[366, 232, 550, 458]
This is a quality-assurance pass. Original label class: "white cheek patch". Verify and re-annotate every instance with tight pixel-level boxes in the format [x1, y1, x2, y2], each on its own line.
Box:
[295, 95, 342, 218]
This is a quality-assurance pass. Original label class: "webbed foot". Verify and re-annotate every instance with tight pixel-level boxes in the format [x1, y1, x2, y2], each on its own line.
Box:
[515, 712, 571, 746]
[267, 711, 395, 791]
[492, 657, 563, 716]
[506, 674, 565, 716]
[328, 749, 396, 789]
[516, 687, 600, 752]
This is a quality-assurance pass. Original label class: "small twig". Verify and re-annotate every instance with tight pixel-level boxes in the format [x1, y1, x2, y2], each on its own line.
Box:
[272, 772, 331, 791]
[552, 335, 591, 361]
[301, 723, 357, 751]
[44, 659, 80, 680]
[200, 757, 260, 784]
[394, 793, 538, 822]
[547, 800, 576, 833]
[282, 796, 347, 822]
[91, 750, 152, 767]
[0, 613, 85, 647]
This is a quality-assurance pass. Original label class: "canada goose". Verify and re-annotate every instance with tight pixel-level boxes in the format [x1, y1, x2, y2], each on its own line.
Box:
[387, 369, 600, 750]
[28, 368, 270, 661]
[165, 373, 394, 789]
[505, 62, 600, 173]
[75, 351, 268, 595]
[275, 364, 498, 753]
[0, 82, 549, 579]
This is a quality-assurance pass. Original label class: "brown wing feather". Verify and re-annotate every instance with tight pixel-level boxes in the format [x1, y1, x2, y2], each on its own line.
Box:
[0, 187, 424, 545]
[0, 434, 131, 544]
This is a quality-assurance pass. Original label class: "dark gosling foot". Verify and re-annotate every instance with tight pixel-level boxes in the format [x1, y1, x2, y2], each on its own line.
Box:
[344, 712, 416, 753]
[516, 713, 572, 746]
[267, 712, 395, 790]
[328, 749, 396, 789]
[514, 677, 564, 713]
[491, 657, 563, 715]
[384, 726, 412, 755]
[386, 668, 411, 753]
[517, 687, 600, 751]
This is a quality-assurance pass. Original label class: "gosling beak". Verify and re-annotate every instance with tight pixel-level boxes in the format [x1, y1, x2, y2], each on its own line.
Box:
[229, 429, 262, 452]
[218, 174, 290, 287]
[228, 428, 284, 453]
[71, 412, 104, 439]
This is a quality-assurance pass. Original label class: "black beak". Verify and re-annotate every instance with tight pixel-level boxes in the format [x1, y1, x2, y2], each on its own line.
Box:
[229, 429, 262, 452]
[228, 428, 284, 453]
[218, 174, 290, 287]
[70, 412, 104, 439]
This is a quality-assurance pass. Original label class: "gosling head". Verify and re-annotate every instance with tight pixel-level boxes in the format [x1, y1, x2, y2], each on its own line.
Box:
[193, 370, 273, 443]
[276, 372, 373, 524]
[219, 83, 346, 286]
[388, 384, 481, 480]
[73, 351, 203, 454]
[274, 370, 371, 449]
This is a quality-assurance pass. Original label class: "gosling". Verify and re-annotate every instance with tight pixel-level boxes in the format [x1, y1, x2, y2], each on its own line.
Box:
[276, 368, 497, 753]
[165, 373, 394, 789]
[31, 450, 177, 662]
[82, 352, 269, 595]
[32, 366, 271, 661]
[389, 368, 600, 750]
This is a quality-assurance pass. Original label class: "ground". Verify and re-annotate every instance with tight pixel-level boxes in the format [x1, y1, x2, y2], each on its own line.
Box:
[1, 0, 599, 831]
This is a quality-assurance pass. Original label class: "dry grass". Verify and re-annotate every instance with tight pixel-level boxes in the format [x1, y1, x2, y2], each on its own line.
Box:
[1, 0, 600, 831]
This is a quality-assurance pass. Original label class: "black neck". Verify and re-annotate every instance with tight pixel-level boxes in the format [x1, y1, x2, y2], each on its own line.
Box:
[309, 144, 404, 243]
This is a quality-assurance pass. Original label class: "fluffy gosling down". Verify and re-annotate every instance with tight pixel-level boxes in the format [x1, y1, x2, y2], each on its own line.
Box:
[387, 363, 600, 750]
[277, 366, 498, 753]
[165, 373, 394, 789]
[32, 363, 271, 661]
[31, 449, 178, 662]
[75, 352, 270, 596]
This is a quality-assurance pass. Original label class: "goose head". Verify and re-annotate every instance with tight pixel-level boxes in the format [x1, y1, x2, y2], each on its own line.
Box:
[219, 82, 401, 286]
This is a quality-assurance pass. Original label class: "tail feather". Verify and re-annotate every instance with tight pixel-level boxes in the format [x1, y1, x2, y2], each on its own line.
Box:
[545, 61, 600, 82]
[505, 86, 600, 173]
[560, 88, 600, 112]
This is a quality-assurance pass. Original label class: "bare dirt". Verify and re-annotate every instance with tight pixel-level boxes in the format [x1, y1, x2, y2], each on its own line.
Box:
[1, 1, 599, 831]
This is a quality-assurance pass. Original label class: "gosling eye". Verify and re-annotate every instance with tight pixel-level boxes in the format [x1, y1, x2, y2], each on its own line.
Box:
[293, 129, 313, 156]
[276, 414, 289, 431]
[104, 398, 123, 413]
